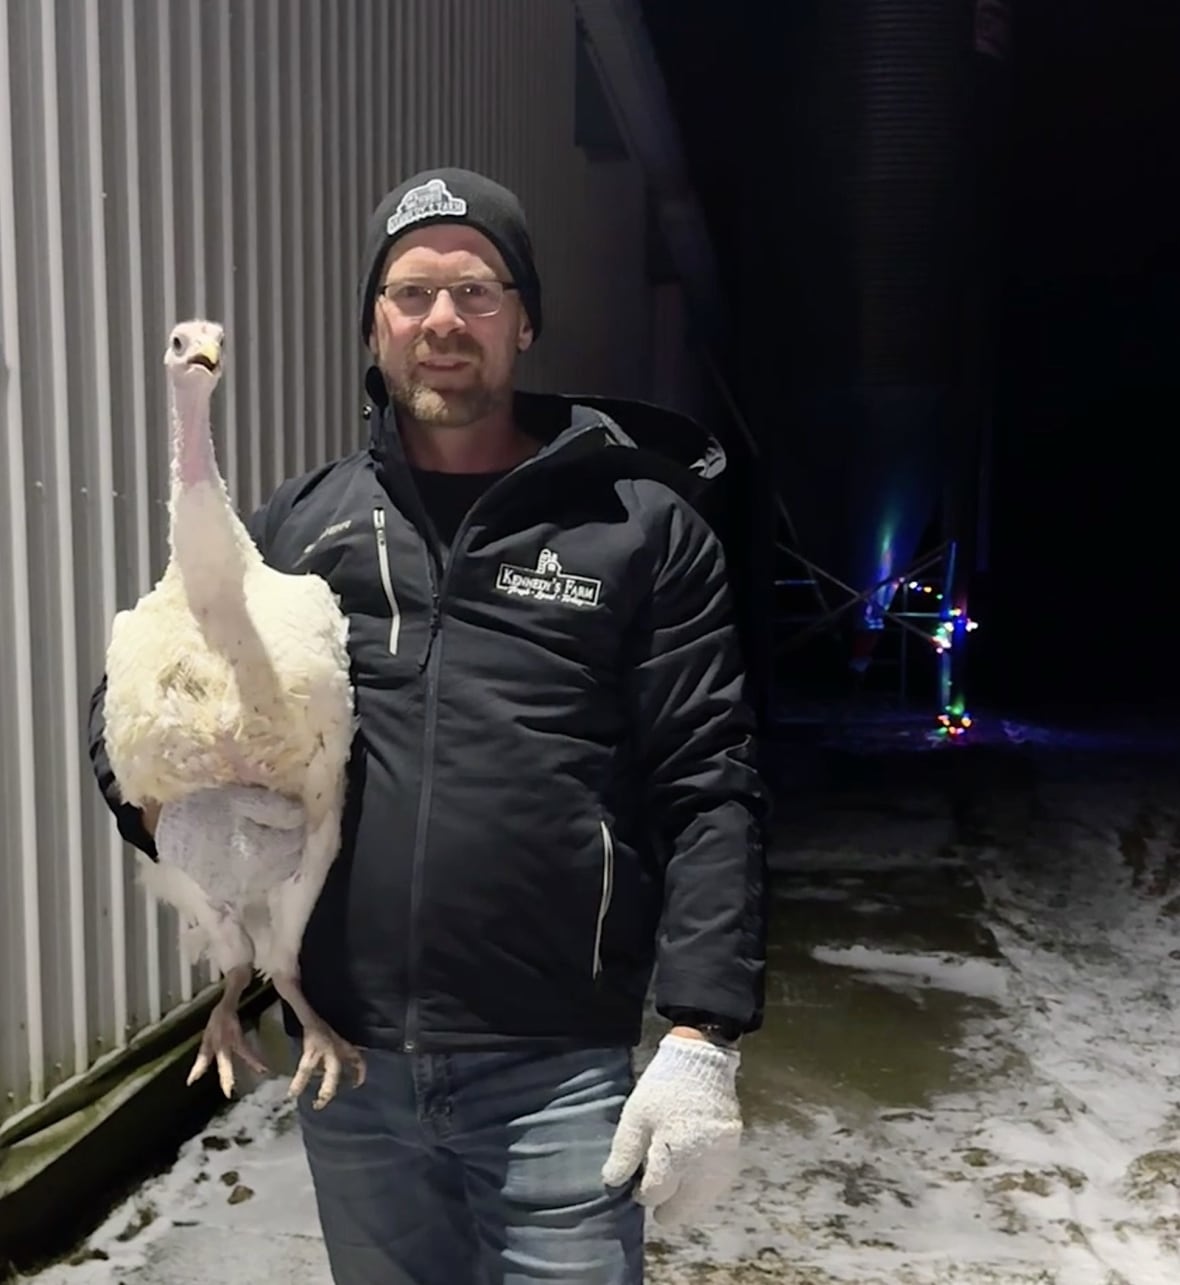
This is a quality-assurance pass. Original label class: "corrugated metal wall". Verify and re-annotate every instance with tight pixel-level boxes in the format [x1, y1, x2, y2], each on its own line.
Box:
[0, 0, 686, 1127]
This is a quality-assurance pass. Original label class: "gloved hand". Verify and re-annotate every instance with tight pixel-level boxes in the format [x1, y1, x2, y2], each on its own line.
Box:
[602, 1033, 743, 1226]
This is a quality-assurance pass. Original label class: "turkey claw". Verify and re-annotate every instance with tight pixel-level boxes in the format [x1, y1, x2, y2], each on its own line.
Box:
[288, 1024, 366, 1110]
[187, 1009, 268, 1099]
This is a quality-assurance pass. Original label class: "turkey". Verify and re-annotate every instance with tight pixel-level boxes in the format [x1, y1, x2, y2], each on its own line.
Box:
[102, 318, 362, 1109]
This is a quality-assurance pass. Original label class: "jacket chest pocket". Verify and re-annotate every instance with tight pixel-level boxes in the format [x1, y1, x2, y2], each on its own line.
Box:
[371, 507, 403, 655]
[296, 506, 432, 685]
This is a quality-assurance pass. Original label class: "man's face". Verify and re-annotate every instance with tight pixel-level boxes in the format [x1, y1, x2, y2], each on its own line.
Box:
[369, 224, 534, 428]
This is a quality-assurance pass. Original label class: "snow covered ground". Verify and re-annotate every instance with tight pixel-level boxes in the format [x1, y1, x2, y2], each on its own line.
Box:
[21, 718, 1180, 1284]
[646, 729, 1180, 1284]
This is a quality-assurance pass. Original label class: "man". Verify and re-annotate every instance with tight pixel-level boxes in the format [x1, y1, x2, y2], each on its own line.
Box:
[88, 167, 769, 1284]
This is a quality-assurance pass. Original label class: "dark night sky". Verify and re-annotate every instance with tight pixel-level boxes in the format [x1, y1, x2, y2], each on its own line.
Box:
[640, 1, 1179, 715]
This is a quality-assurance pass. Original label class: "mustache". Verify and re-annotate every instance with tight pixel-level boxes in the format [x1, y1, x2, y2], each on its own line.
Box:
[415, 340, 480, 361]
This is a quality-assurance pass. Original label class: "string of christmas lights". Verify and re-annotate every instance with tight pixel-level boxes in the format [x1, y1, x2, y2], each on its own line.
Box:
[937, 707, 973, 738]
[778, 574, 982, 738]
[932, 608, 980, 653]
[894, 582, 979, 738]
[895, 581, 980, 651]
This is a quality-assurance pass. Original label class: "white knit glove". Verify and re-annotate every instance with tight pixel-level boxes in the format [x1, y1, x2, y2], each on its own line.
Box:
[602, 1033, 743, 1225]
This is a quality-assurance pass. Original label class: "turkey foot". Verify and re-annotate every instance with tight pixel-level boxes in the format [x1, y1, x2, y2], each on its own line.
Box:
[272, 971, 366, 1110]
[187, 964, 267, 1098]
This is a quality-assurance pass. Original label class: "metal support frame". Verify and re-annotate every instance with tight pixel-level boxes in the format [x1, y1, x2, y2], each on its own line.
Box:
[772, 540, 951, 656]
[771, 521, 975, 736]
[697, 350, 976, 737]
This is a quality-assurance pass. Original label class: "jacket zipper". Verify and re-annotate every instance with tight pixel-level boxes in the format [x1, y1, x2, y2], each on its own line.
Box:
[398, 424, 608, 1050]
[372, 507, 402, 654]
[402, 551, 442, 1053]
[593, 820, 615, 979]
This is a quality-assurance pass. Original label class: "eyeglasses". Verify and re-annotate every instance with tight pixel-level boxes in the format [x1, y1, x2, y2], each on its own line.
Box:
[376, 279, 518, 320]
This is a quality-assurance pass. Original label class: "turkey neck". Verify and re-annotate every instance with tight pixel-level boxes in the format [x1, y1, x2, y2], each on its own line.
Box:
[166, 373, 284, 721]
[167, 375, 256, 621]
[170, 375, 220, 491]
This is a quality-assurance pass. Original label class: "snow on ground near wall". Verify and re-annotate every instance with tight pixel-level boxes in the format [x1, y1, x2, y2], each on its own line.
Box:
[22, 725, 1180, 1284]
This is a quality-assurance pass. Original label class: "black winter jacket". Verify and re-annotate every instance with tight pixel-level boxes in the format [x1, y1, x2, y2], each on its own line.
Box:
[88, 386, 769, 1052]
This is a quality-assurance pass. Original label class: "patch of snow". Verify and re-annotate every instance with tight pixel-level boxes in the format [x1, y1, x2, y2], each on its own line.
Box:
[809, 944, 1010, 1002]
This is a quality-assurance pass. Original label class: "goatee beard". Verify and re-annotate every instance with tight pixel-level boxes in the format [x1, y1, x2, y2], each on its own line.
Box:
[394, 380, 504, 428]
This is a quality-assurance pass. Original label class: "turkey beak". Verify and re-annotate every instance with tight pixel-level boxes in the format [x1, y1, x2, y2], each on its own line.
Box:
[189, 340, 221, 373]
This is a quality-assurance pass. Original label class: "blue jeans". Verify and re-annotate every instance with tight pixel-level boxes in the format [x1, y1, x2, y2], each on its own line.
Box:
[295, 1043, 645, 1284]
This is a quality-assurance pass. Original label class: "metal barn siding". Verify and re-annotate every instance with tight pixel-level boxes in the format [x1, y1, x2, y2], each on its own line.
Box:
[0, 0, 679, 1128]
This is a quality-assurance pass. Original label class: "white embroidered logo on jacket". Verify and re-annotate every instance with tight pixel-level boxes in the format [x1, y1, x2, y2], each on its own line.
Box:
[495, 548, 602, 610]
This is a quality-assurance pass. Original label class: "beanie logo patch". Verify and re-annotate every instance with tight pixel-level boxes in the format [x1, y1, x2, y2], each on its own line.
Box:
[386, 178, 468, 237]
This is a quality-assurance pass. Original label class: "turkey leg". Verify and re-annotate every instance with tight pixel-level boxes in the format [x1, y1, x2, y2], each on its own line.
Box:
[271, 971, 366, 1110]
[187, 963, 267, 1097]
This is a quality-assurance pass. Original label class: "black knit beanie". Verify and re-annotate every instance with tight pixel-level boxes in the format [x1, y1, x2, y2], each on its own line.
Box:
[359, 167, 543, 342]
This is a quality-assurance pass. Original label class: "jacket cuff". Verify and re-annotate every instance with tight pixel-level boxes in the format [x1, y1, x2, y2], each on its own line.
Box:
[660, 1004, 748, 1042]
[115, 802, 158, 859]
